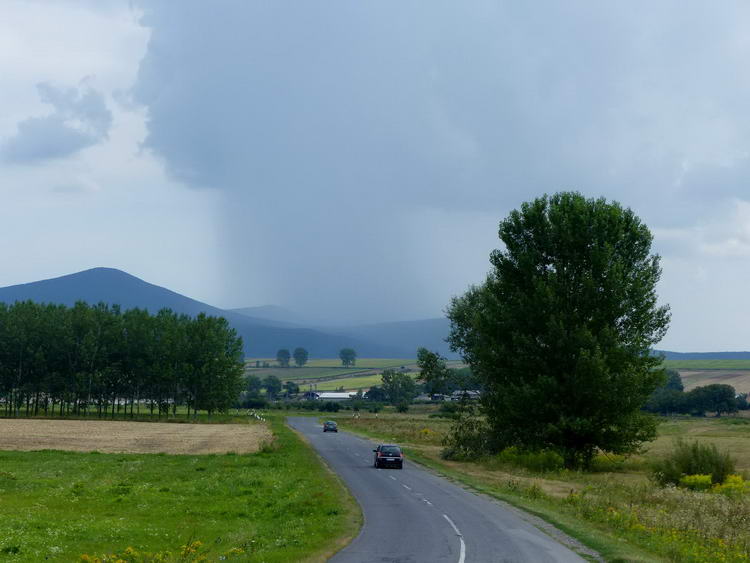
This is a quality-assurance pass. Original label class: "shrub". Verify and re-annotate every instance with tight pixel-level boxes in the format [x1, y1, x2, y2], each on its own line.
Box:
[396, 402, 409, 413]
[429, 402, 462, 419]
[651, 439, 736, 486]
[317, 402, 341, 413]
[441, 415, 491, 460]
[488, 447, 565, 473]
[241, 397, 268, 409]
[713, 474, 750, 497]
[679, 474, 713, 491]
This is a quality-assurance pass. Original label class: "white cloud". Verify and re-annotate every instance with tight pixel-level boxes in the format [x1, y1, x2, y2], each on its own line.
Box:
[698, 200, 750, 257]
[2, 82, 112, 163]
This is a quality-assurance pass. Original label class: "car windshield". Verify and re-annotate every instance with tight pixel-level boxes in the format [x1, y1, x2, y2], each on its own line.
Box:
[380, 446, 401, 455]
[325, 421, 336, 426]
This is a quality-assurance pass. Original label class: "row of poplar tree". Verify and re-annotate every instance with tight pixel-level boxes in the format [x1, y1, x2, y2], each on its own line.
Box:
[0, 301, 245, 419]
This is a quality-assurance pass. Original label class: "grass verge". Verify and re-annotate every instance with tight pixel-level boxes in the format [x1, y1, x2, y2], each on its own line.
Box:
[329, 410, 750, 562]
[0, 416, 360, 562]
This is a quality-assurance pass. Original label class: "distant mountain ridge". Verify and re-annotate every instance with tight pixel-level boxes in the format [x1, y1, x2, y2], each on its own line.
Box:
[230, 306, 455, 358]
[0, 268, 387, 358]
[2, 268, 730, 361]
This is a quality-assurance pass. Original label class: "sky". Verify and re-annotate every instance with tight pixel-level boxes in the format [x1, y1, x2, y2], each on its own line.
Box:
[1, 1, 750, 351]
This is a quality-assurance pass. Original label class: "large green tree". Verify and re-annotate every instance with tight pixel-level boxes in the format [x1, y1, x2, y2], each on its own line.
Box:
[293, 347, 309, 367]
[276, 349, 291, 367]
[380, 369, 417, 405]
[416, 347, 451, 395]
[339, 348, 357, 367]
[447, 192, 670, 468]
[262, 375, 282, 400]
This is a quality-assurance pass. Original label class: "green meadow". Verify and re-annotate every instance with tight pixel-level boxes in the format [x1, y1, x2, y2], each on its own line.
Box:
[244, 358, 416, 386]
[0, 416, 358, 562]
[663, 359, 750, 370]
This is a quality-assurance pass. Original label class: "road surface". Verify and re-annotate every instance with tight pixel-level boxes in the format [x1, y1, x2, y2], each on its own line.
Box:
[288, 417, 590, 563]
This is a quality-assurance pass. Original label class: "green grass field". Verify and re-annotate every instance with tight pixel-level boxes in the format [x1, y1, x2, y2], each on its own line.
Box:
[0, 416, 359, 562]
[244, 366, 368, 382]
[245, 358, 417, 386]
[664, 359, 750, 370]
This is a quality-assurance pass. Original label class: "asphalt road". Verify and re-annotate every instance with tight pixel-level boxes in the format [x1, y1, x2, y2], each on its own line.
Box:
[288, 417, 588, 563]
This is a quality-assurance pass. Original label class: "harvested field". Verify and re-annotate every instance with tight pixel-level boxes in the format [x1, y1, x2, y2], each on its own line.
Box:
[679, 369, 750, 393]
[0, 419, 271, 454]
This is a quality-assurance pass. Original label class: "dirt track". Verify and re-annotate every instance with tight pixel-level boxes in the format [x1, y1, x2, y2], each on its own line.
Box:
[0, 419, 272, 454]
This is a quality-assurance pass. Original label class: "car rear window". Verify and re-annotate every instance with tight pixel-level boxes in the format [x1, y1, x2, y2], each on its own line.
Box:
[380, 446, 401, 455]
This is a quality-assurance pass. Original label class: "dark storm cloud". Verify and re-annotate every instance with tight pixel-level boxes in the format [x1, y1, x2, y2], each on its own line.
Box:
[2, 82, 112, 163]
[131, 1, 750, 322]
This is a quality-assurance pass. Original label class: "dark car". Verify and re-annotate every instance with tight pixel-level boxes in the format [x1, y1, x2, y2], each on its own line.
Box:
[323, 420, 338, 432]
[373, 444, 404, 469]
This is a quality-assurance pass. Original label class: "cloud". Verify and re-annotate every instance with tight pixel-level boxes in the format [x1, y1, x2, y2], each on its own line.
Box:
[129, 2, 750, 327]
[2, 82, 112, 163]
[698, 200, 750, 257]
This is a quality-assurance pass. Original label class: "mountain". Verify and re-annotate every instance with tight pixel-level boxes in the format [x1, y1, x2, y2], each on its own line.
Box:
[229, 305, 306, 327]
[231, 306, 456, 358]
[339, 318, 456, 359]
[0, 268, 388, 358]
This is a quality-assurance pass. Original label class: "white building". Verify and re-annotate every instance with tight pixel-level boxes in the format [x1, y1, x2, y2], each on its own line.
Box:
[309, 392, 356, 401]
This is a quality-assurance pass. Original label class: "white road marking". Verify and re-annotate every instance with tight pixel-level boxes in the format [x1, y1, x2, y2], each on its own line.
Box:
[389, 476, 397, 481]
[402, 484, 412, 490]
[424, 499, 433, 506]
[443, 514, 466, 563]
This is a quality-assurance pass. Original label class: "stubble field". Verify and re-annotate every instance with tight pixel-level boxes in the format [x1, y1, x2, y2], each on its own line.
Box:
[0, 418, 272, 454]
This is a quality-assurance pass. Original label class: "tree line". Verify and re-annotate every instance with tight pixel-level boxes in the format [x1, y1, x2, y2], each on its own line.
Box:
[273, 347, 357, 367]
[644, 369, 748, 416]
[0, 301, 245, 419]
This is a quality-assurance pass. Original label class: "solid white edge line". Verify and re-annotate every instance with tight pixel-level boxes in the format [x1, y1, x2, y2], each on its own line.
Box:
[402, 484, 412, 490]
[443, 514, 466, 563]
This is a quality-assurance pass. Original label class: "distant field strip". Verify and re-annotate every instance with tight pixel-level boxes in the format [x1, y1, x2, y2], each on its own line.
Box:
[245, 366, 369, 381]
[313, 372, 420, 391]
[664, 359, 750, 370]
[0, 419, 271, 454]
[245, 358, 417, 382]
[679, 370, 750, 394]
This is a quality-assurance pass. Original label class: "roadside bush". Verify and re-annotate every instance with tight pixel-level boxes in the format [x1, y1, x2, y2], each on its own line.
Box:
[429, 402, 462, 419]
[241, 397, 268, 409]
[317, 402, 341, 413]
[652, 439, 736, 486]
[396, 402, 409, 413]
[489, 447, 564, 473]
[679, 474, 713, 491]
[713, 474, 750, 497]
[442, 415, 491, 460]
